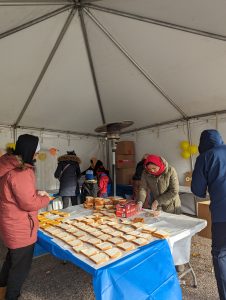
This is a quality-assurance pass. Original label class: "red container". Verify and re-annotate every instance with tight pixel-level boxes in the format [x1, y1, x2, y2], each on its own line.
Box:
[116, 200, 138, 218]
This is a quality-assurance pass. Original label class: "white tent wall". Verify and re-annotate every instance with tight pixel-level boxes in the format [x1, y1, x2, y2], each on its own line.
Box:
[0, 127, 105, 191]
[122, 114, 226, 184]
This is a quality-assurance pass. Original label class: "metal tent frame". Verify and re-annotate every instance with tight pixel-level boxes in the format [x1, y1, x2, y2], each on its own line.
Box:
[0, 0, 226, 157]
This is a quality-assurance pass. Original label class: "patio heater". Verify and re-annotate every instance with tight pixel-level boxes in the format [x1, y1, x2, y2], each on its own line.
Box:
[95, 121, 134, 196]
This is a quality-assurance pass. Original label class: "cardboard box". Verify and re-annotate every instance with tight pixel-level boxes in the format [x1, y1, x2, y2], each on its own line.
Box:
[184, 171, 192, 187]
[116, 200, 138, 218]
[116, 141, 135, 155]
[197, 201, 211, 239]
[116, 154, 136, 169]
[116, 168, 134, 185]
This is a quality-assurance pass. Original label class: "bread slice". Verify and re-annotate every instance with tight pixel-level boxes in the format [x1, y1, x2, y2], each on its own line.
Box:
[89, 252, 109, 265]
[61, 234, 75, 243]
[132, 217, 144, 223]
[110, 230, 124, 237]
[96, 242, 112, 251]
[72, 230, 86, 238]
[138, 233, 153, 240]
[66, 227, 78, 233]
[129, 230, 142, 237]
[89, 230, 103, 237]
[54, 232, 68, 239]
[105, 247, 122, 259]
[72, 244, 88, 253]
[118, 242, 136, 252]
[119, 226, 134, 233]
[131, 222, 144, 229]
[67, 239, 83, 247]
[151, 230, 169, 239]
[102, 228, 115, 234]
[80, 247, 99, 257]
[108, 237, 124, 245]
[88, 238, 102, 245]
[79, 235, 92, 242]
[122, 234, 136, 241]
[98, 234, 112, 241]
[133, 238, 148, 246]
[142, 225, 157, 234]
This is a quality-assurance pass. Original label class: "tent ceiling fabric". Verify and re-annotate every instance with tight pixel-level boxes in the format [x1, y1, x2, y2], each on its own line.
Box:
[83, 12, 182, 129]
[0, 5, 66, 35]
[0, 11, 69, 125]
[20, 14, 103, 133]
[86, 9, 226, 118]
[0, 0, 226, 135]
[93, 0, 226, 37]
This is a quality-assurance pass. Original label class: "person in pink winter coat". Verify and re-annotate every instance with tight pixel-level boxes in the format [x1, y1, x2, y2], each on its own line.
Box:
[0, 134, 50, 300]
[96, 166, 109, 198]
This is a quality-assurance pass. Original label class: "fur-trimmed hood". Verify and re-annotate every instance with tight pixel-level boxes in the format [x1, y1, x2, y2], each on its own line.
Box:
[58, 154, 81, 164]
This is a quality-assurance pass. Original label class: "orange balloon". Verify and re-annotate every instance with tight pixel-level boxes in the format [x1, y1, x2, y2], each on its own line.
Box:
[49, 148, 57, 156]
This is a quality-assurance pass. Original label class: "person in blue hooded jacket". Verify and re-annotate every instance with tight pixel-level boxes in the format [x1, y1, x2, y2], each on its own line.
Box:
[191, 129, 226, 300]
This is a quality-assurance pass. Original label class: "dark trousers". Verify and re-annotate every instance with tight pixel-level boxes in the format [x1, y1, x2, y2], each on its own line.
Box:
[62, 196, 78, 208]
[212, 222, 226, 300]
[0, 243, 34, 300]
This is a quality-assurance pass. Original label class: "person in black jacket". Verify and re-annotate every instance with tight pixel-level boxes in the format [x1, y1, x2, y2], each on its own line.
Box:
[132, 153, 149, 203]
[54, 151, 81, 208]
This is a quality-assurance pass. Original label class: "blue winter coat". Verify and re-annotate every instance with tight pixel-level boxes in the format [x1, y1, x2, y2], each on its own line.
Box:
[191, 129, 226, 222]
[54, 154, 81, 197]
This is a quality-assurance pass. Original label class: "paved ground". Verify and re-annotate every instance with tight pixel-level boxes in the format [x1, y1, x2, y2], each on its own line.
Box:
[0, 235, 218, 299]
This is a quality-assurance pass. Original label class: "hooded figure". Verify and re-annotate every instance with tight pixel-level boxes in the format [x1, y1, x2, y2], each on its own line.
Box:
[191, 129, 226, 300]
[54, 151, 81, 208]
[0, 134, 50, 300]
[137, 154, 181, 214]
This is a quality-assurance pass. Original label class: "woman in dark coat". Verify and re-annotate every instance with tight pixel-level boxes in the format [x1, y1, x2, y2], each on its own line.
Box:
[54, 151, 81, 208]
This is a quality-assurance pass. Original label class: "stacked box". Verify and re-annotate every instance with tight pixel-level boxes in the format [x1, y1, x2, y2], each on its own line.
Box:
[116, 200, 138, 218]
[197, 201, 211, 239]
[116, 141, 135, 185]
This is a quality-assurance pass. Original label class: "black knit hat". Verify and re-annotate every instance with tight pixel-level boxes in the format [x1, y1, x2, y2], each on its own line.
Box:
[14, 134, 39, 165]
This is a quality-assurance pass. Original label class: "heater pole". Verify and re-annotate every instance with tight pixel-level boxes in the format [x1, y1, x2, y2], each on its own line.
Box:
[112, 139, 117, 196]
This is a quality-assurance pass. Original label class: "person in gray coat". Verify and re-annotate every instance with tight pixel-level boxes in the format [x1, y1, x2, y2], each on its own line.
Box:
[54, 151, 81, 208]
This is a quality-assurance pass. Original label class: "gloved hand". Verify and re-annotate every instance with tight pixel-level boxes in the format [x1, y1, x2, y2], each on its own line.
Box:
[151, 200, 159, 211]
[38, 190, 50, 198]
[137, 201, 143, 211]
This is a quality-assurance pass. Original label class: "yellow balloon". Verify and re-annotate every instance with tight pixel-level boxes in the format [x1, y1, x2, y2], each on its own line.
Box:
[189, 145, 198, 155]
[180, 141, 190, 151]
[38, 152, 47, 161]
[6, 143, 16, 150]
[181, 151, 191, 159]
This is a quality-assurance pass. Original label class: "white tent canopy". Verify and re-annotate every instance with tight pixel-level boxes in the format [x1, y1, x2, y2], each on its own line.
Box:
[1, 0, 226, 136]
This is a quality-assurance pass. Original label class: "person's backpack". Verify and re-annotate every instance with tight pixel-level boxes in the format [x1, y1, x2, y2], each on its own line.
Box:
[81, 181, 99, 202]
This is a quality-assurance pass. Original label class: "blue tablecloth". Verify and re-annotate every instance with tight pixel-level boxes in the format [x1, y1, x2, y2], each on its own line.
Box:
[36, 231, 182, 300]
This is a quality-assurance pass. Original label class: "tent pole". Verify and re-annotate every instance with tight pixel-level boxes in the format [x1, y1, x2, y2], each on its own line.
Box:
[0, 2, 71, 6]
[0, 5, 74, 40]
[85, 4, 226, 42]
[186, 120, 194, 171]
[123, 109, 226, 134]
[14, 8, 76, 127]
[78, 8, 106, 124]
[14, 125, 101, 137]
[84, 8, 187, 119]
[111, 139, 117, 196]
